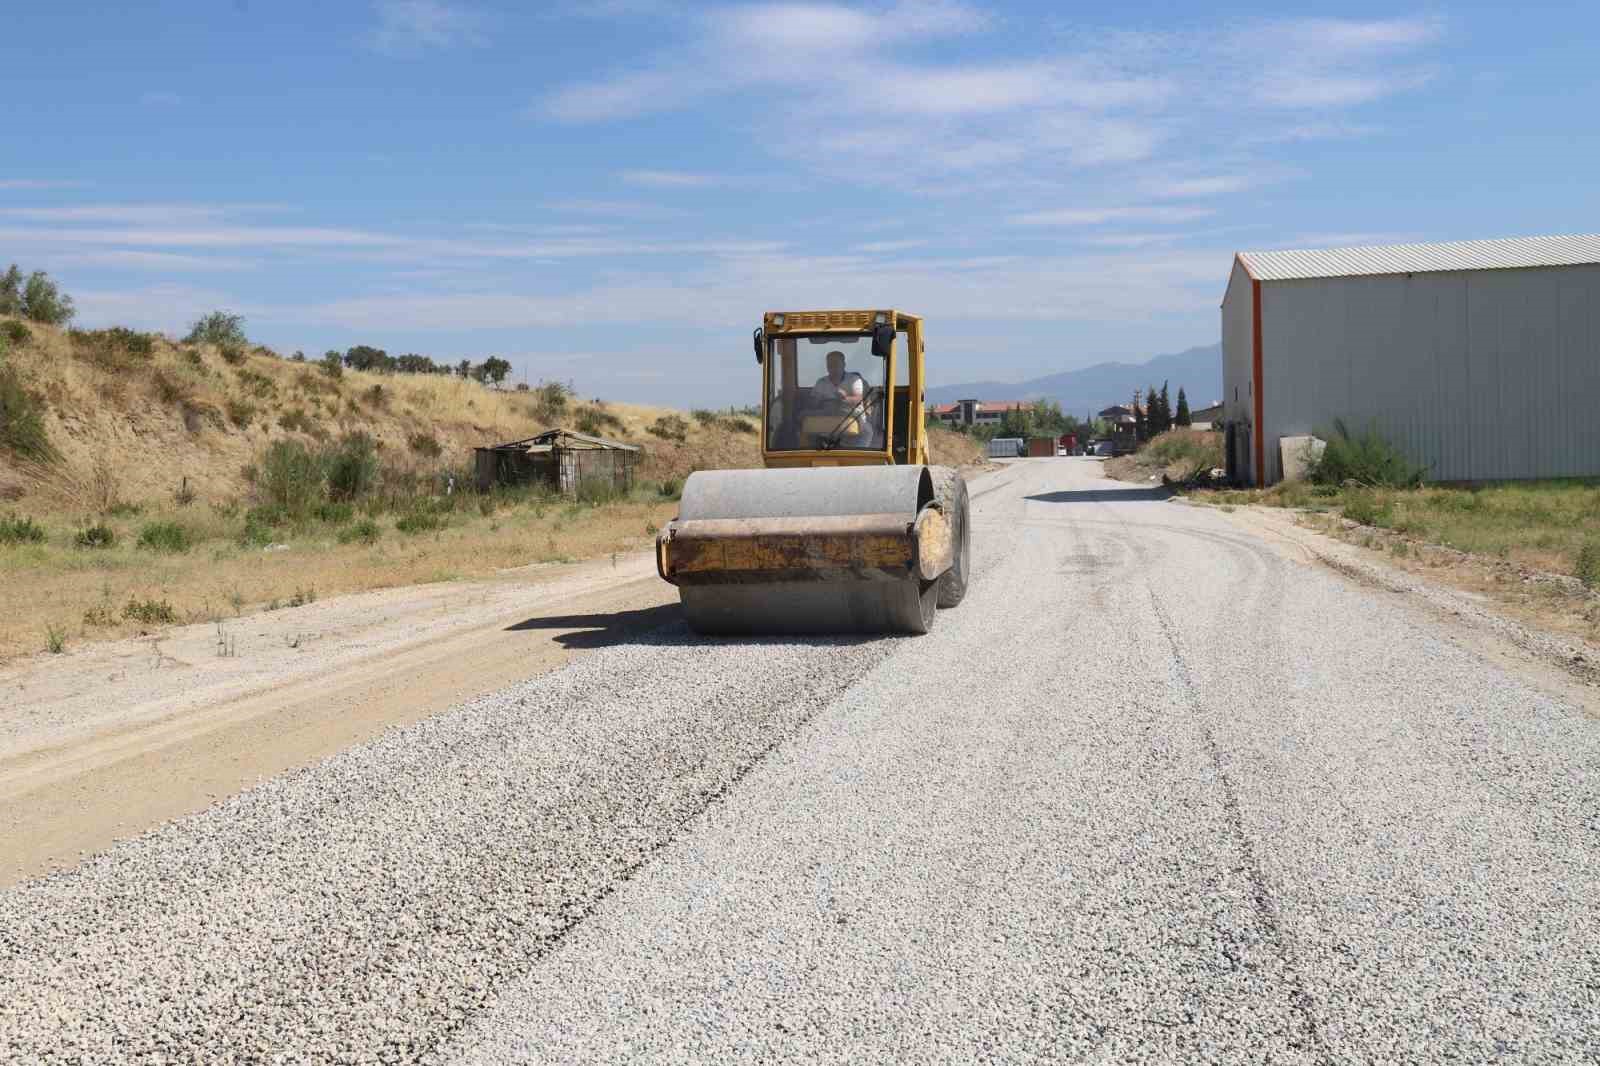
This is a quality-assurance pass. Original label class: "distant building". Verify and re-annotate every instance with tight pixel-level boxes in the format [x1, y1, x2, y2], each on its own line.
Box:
[1187, 401, 1222, 430]
[932, 399, 1033, 428]
[1221, 234, 1600, 485]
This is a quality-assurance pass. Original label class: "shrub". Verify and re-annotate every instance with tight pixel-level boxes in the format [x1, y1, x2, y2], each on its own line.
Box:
[313, 500, 354, 525]
[319, 352, 344, 379]
[647, 414, 689, 443]
[0, 364, 56, 461]
[257, 439, 324, 516]
[21, 270, 74, 325]
[530, 380, 572, 422]
[123, 597, 178, 625]
[218, 340, 247, 366]
[70, 327, 155, 365]
[226, 398, 257, 428]
[325, 432, 380, 501]
[1, 320, 32, 346]
[0, 513, 47, 544]
[1341, 489, 1394, 529]
[1309, 419, 1426, 488]
[0, 265, 21, 316]
[1578, 539, 1600, 590]
[576, 477, 620, 505]
[408, 432, 443, 458]
[235, 368, 277, 398]
[691, 408, 718, 426]
[574, 405, 625, 437]
[395, 510, 445, 535]
[338, 518, 382, 545]
[151, 367, 194, 406]
[45, 623, 67, 654]
[658, 478, 682, 500]
[238, 507, 279, 546]
[185, 310, 247, 347]
[364, 383, 388, 409]
[137, 521, 193, 553]
[724, 417, 757, 434]
[278, 407, 319, 435]
[74, 523, 116, 548]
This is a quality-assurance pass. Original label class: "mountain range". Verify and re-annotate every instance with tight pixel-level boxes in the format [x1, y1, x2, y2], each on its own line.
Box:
[927, 342, 1222, 416]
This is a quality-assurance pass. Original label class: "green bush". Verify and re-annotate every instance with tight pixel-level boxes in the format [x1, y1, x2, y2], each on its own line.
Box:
[647, 415, 688, 443]
[137, 521, 193, 553]
[690, 408, 718, 426]
[395, 510, 446, 535]
[74, 522, 116, 548]
[313, 500, 354, 525]
[278, 407, 321, 436]
[1309, 419, 1426, 488]
[0, 266, 21, 317]
[338, 518, 382, 545]
[1341, 489, 1394, 528]
[258, 440, 324, 516]
[21, 270, 74, 325]
[576, 477, 620, 505]
[530, 380, 571, 422]
[1, 320, 32, 346]
[0, 364, 56, 461]
[408, 432, 443, 458]
[70, 327, 155, 364]
[575, 404, 625, 437]
[658, 478, 682, 500]
[325, 432, 380, 501]
[319, 352, 344, 379]
[185, 310, 247, 347]
[235, 367, 277, 398]
[0, 513, 47, 544]
[1578, 538, 1600, 590]
[218, 340, 247, 366]
[724, 417, 757, 434]
[238, 507, 279, 546]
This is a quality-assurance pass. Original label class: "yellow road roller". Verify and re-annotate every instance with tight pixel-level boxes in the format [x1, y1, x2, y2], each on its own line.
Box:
[655, 309, 970, 634]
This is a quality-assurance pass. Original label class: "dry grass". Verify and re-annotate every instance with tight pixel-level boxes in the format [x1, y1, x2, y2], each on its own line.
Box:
[1105, 429, 1223, 484]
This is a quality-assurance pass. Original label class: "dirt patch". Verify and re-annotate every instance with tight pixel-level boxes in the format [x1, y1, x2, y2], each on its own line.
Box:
[0, 551, 676, 887]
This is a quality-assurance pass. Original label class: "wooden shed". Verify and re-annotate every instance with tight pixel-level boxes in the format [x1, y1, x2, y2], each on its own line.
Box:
[474, 429, 640, 496]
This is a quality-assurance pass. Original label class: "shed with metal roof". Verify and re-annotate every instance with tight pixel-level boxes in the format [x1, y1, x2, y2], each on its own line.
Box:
[1220, 234, 1600, 485]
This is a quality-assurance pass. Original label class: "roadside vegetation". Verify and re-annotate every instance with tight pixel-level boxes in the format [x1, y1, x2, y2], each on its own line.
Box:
[0, 278, 984, 659]
[1105, 428, 1222, 484]
[1188, 421, 1600, 627]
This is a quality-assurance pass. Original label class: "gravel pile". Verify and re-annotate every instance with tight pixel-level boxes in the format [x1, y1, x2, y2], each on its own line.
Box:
[0, 624, 912, 1062]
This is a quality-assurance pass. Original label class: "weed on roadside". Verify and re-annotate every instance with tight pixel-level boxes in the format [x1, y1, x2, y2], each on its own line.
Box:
[44, 623, 66, 654]
[338, 518, 381, 545]
[1578, 538, 1600, 590]
[73, 522, 116, 548]
[0, 513, 46, 544]
[123, 597, 177, 625]
[137, 521, 193, 553]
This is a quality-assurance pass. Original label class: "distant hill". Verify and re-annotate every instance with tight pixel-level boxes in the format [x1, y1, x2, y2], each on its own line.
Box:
[928, 342, 1222, 416]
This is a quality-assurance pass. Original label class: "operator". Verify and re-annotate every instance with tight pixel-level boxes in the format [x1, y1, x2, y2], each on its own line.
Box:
[812, 349, 864, 409]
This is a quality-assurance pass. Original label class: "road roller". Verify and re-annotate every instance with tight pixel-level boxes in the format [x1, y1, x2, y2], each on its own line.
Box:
[655, 309, 970, 635]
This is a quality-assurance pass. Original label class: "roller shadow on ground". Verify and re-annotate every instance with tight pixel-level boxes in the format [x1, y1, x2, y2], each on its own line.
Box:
[505, 604, 685, 649]
[1026, 487, 1174, 504]
[505, 604, 883, 649]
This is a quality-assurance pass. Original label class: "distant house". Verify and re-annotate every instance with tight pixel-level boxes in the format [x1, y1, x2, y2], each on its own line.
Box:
[932, 399, 1033, 428]
[1187, 401, 1222, 430]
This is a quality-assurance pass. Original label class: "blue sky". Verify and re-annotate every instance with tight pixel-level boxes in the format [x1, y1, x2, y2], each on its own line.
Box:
[2, 1, 1597, 407]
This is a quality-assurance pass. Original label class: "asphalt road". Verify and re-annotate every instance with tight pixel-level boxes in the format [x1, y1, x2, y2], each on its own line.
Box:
[3, 458, 1597, 1064]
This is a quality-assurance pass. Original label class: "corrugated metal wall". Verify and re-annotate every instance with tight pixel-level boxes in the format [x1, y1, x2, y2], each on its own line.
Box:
[1220, 260, 1257, 481]
[1258, 263, 1600, 483]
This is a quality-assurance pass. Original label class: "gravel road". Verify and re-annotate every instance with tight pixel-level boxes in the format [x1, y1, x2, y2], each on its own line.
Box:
[3, 459, 1598, 1064]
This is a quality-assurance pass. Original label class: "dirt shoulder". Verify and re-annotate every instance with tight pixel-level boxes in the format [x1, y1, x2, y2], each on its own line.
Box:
[1206, 503, 1600, 707]
[0, 551, 675, 887]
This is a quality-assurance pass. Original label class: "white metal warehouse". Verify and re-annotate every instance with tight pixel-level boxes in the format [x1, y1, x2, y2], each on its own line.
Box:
[1220, 234, 1600, 485]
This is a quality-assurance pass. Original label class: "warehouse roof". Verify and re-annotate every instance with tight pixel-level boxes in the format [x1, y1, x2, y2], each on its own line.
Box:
[1237, 234, 1600, 282]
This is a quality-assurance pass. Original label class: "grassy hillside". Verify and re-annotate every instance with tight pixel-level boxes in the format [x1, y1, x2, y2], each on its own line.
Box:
[0, 316, 983, 659]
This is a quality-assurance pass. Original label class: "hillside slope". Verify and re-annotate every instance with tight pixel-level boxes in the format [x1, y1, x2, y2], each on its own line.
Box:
[928, 342, 1222, 414]
[0, 318, 980, 510]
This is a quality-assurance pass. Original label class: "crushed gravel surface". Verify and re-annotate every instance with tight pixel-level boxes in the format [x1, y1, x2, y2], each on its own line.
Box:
[4, 460, 1599, 1064]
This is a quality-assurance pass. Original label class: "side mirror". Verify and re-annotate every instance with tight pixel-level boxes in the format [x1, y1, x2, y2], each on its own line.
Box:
[871, 322, 894, 359]
[752, 327, 764, 364]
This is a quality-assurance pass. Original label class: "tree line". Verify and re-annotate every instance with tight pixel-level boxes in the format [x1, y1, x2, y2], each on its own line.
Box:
[336, 344, 512, 386]
[1132, 381, 1193, 442]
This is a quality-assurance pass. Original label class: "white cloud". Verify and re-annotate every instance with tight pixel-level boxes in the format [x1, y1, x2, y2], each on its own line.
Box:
[0, 203, 286, 224]
[1008, 206, 1215, 227]
[367, 0, 487, 54]
[619, 170, 729, 189]
[541, 198, 688, 219]
[0, 179, 88, 191]
[1141, 175, 1257, 199]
